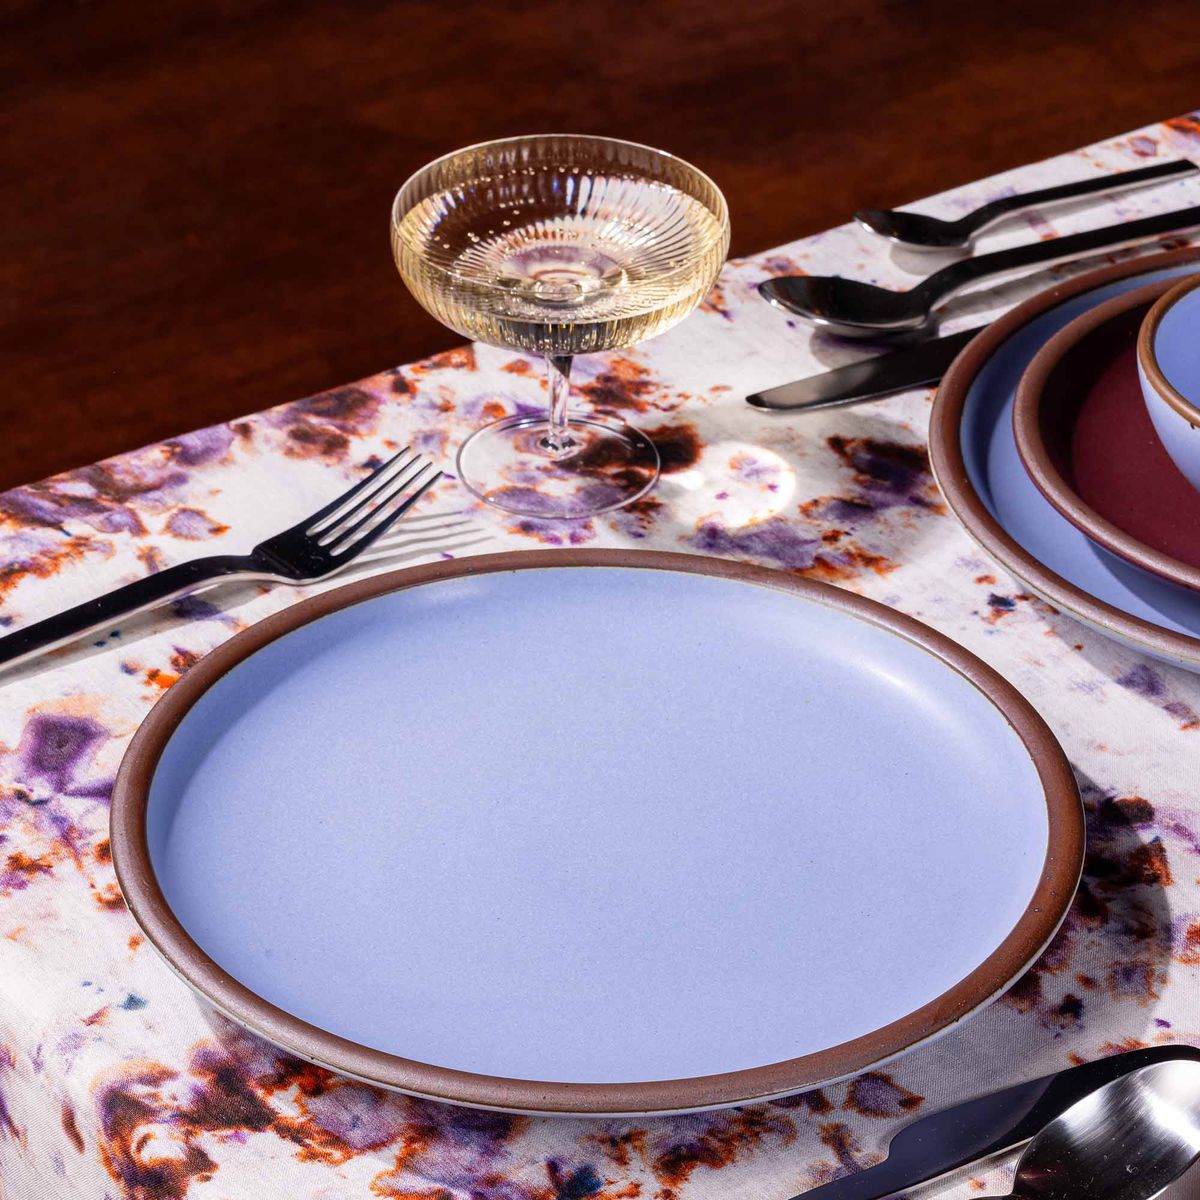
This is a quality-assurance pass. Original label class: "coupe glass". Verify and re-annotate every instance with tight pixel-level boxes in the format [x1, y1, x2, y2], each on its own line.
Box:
[391, 134, 730, 519]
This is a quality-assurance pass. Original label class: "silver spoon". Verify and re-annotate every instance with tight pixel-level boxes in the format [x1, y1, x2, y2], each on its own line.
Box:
[1001, 1057, 1200, 1200]
[855, 159, 1197, 250]
[759, 203, 1200, 336]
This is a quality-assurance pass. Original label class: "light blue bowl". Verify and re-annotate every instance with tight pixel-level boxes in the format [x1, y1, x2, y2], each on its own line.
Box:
[1140, 273, 1200, 489]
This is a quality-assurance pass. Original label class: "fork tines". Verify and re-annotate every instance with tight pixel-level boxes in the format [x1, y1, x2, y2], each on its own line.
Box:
[306, 447, 443, 560]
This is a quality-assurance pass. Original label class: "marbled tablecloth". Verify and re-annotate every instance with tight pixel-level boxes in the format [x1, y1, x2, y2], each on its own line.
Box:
[4, 114, 1200, 1199]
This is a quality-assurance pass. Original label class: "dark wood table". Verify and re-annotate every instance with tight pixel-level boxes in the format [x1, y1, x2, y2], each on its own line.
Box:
[4, 0, 1198, 490]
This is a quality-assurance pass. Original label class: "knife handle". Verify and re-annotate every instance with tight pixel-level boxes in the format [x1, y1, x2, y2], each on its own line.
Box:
[747, 327, 981, 412]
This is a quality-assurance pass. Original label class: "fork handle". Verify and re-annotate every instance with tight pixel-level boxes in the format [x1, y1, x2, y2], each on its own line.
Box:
[962, 158, 1197, 235]
[914, 203, 1200, 308]
[0, 554, 253, 670]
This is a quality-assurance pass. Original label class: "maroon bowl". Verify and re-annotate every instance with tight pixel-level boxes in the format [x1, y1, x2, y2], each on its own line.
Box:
[1012, 277, 1200, 594]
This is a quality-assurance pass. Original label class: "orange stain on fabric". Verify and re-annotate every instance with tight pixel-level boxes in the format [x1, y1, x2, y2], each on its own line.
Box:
[0, 535, 103, 599]
[144, 668, 180, 691]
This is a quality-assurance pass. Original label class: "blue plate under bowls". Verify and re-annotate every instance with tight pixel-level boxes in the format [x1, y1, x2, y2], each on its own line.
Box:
[111, 550, 1081, 1115]
[932, 248, 1200, 671]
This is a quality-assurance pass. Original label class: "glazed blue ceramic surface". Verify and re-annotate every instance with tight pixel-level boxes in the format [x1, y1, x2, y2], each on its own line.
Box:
[1142, 278, 1200, 490]
[962, 262, 1200, 661]
[146, 565, 1049, 1086]
[1156, 280, 1200, 404]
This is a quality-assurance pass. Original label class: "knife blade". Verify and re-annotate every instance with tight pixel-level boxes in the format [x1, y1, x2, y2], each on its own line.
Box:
[789, 1044, 1200, 1200]
[746, 327, 981, 412]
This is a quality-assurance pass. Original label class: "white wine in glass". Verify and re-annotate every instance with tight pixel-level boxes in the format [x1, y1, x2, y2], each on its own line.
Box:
[392, 134, 730, 519]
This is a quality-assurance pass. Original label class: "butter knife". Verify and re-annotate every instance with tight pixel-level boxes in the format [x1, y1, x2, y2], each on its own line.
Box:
[746, 327, 981, 412]
[790, 1044, 1200, 1200]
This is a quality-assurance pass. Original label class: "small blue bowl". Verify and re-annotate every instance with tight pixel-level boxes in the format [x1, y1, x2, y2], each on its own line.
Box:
[1139, 273, 1200, 490]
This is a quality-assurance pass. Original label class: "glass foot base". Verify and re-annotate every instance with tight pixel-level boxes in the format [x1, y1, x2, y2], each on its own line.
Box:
[456, 414, 661, 519]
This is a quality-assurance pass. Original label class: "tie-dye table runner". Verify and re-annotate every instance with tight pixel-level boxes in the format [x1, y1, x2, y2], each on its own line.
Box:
[3, 114, 1200, 1199]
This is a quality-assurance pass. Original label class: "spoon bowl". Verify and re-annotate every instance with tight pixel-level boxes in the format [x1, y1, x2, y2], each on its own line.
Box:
[758, 274, 932, 336]
[1010, 1057, 1200, 1200]
[856, 208, 974, 250]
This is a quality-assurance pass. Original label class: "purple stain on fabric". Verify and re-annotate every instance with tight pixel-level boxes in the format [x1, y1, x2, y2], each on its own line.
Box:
[21, 714, 107, 792]
[510, 516, 596, 546]
[731, 456, 777, 483]
[690, 518, 821, 570]
[301, 1085, 409, 1152]
[406, 1095, 523, 1151]
[827, 435, 936, 509]
[365, 1097, 529, 1200]
[166, 508, 225, 540]
[1056, 993, 1084, 1022]
[1163, 700, 1200, 725]
[413, 428, 449, 456]
[811, 497, 875, 525]
[92, 508, 147, 535]
[844, 1071, 923, 1117]
[65, 777, 115, 801]
[1153, 811, 1200, 858]
[1117, 663, 1167, 698]
[0, 1083, 17, 1140]
[606, 509, 651, 539]
[171, 594, 223, 620]
[548, 1163, 604, 1200]
[167, 426, 235, 466]
[0, 490, 72, 529]
[491, 488, 569, 518]
[1108, 960, 1157, 999]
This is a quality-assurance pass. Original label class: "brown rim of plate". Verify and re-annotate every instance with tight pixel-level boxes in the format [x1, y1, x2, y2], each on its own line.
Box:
[111, 548, 1082, 1115]
[1013, 277, 1200, 593]
[1139, 271, 1200, 426]
[931, 246, 1200, 666]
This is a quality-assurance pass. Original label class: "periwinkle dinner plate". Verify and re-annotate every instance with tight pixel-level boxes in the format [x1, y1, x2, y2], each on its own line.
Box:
[112, 550, 1082, 1115]
[932, 248, 1200, 671]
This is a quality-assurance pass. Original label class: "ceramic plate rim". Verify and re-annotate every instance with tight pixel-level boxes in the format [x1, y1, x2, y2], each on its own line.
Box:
[111, 549, 1082, 1115]
[932, 247, 1200, 665]
[1012, 276, 1200, 593]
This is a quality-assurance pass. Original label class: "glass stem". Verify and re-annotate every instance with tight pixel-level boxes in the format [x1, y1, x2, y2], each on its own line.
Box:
[542, 354, 576, 459]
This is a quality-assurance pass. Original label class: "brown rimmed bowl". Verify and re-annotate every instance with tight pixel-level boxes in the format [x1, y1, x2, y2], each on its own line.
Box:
[112, 549, 1082, 1115]
[931, 247, 1200, 668]
[1013, 277, 1200, 594]
[1139, 272, 1200, 491]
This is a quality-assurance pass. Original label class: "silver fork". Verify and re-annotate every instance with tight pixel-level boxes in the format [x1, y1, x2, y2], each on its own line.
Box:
[0, 447, 442, 669]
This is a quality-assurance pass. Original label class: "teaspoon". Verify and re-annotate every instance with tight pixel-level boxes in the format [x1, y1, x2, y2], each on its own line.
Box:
[760, 203, 1200, 336]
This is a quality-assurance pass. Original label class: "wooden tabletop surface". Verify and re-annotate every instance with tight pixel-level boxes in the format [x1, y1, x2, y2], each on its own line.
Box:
[4, 0, 1198, 490]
